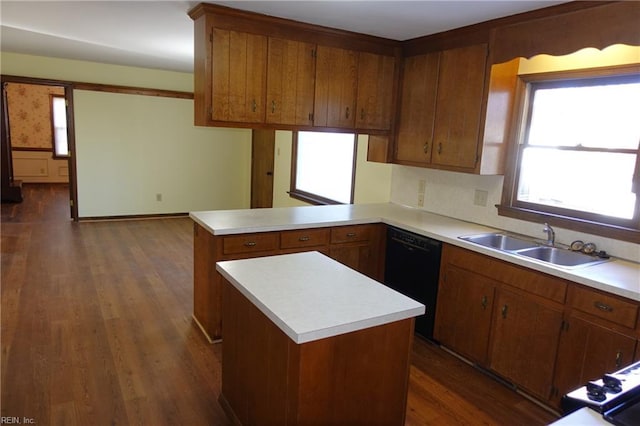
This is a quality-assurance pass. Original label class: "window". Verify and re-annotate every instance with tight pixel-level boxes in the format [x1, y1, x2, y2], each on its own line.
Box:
[499, 67, 640, 242]
[290, 131, 357, 205]
[51, 95, 69, 157]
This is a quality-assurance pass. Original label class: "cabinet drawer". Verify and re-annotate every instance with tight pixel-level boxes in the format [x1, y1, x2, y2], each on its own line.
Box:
[570, 286, 638, 329]
[331, 224, 372, 244]
[280, 228, 330, 249]
[223, 233, 279, 255]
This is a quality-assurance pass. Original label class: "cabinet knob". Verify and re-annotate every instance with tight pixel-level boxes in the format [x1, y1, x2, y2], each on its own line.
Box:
[346, 232, 356, 238]
[437, 143, 443, 155]
[423, 143, 429, 153]
[298, 236, 310, 242]
[481, 295, 487, 310]
[345, 107, 350, 119]
[271, 100, 276, 113]
[252, 100, 257, 113]
[244, 241, 257, 247]
[360, 108, 365, 120]
[501, 304, 508, 319]
[615, 351, 623, 368]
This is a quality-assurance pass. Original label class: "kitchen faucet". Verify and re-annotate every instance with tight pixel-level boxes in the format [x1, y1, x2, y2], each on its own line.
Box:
[543, 223, 555, 246]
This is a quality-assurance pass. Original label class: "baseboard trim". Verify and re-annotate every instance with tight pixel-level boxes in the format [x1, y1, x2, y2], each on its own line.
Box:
[79, 212, 189, 222]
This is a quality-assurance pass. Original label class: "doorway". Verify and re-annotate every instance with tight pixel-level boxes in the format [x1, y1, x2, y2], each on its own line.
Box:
[1, 76, 78, 220]
[250, 129, 275, 209]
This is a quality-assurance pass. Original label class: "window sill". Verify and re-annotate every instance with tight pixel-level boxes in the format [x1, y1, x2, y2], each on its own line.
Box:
[288, 190, 344, 206]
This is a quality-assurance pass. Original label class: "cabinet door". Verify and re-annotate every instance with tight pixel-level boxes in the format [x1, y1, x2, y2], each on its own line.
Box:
[266, 38, 316, 126]
[552, 313, 637, 405]
[395, 52, 440, 165]
[490, 288, 563, 401]
[434, 264, 495, 364]
[355, 52, 395, 130]
[432, 44, 487, 169]
[314, 45, 358, 128]
[211, 29, 267, 123]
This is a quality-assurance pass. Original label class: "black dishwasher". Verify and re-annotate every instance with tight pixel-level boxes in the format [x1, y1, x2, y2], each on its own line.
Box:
[384, 226, 442, 340]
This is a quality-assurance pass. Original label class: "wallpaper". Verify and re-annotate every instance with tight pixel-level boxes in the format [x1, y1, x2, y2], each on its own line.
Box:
[6, 83, 65, 149]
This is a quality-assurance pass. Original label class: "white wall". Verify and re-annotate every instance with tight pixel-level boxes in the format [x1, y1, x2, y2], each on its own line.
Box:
[272, 132, 392, 208]
[390, 46, 640, 263]
[73, 90, 251, 217]
[1, 52, 252, 217]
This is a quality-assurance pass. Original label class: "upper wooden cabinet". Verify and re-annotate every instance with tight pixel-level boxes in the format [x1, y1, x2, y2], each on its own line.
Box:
[356, 52, 396, 130]
[394, 43, 517, 174]
[314, 46, 358, 129]
[189, 3, 399, 132]
[211, 29, 267, 123]
[266, 38, 316, 126]
[431, 44, 487, 170]
[395, 52, 440, 166]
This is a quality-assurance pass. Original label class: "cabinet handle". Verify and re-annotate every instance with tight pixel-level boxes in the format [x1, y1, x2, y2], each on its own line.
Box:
[298, 236, 310, 242]
[501, 304, 508, 319]
[594, 301, 613, 312]
[252, 99, 257, 113]
[345, 107, 350, 119]
[244, 241, 257, 247]
[346, 232, 356, 238]
[271, 100, 276, 113]
[481, 295, 487, 310]
[423, 143, 429, 153]
[615, 351, 623, 368]
[437, 143, 443, 155]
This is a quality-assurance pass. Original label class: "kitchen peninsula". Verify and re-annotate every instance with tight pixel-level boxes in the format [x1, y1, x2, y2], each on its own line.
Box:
[216, 251, 424, 425]
[191, 202, 640, 411]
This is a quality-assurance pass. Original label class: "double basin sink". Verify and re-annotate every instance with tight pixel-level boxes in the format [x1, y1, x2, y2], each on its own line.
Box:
[459, 233, 610, 268]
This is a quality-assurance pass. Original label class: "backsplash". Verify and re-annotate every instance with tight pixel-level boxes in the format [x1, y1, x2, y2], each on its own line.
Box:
[389, 165, 640, 264]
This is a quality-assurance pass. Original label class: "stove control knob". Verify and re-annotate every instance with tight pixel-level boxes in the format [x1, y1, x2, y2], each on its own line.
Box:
[587, 382, 606, 402]
[603, 374, 622, 393]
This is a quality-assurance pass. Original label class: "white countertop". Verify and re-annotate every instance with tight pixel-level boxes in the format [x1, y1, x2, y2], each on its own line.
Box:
[216, 251, 426, 344]
[191, 203, 640, 302]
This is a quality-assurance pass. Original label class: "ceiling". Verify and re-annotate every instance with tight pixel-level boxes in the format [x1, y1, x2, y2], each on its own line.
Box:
[0, 1, 568, 73]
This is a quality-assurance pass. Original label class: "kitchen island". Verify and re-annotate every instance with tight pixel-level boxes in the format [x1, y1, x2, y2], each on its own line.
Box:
[216, 251, 424, 425]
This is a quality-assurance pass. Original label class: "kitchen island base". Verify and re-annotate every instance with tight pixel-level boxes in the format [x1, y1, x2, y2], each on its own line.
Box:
[220, 278, 415, 425]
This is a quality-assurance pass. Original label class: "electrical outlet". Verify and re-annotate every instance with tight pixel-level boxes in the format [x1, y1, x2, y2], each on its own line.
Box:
[473, 189, 488, 207]
[417, 179, 426, 207]
[156, 193, 162, 202]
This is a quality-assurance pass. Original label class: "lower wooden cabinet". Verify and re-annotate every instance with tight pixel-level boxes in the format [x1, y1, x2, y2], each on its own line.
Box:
[489, 287, 563, 401]
[192, 222, 384, 341]
[434, 263, 495, 364]
[435, 243, 639, 410]
[328, 224, 384, 281]
[552, 311, 637, 404]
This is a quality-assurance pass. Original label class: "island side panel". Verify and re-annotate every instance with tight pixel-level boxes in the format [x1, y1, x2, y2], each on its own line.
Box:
[293, 318, 414, 425]
[193, 222, 221, 342]
[220, 278, 292, 424]
[219, 276, 415, 425]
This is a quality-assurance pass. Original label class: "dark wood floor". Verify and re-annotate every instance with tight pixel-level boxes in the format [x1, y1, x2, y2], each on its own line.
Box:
[1, 184, 559, 425]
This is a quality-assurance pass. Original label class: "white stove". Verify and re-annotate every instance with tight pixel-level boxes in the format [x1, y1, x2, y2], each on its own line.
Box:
[561, 361, 640, 425]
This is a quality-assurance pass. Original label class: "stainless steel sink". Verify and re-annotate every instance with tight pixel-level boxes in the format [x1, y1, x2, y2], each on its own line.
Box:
[514, 246, 609, 268]
[459, 232, 611, 268]
[459, 233, 538, 251]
